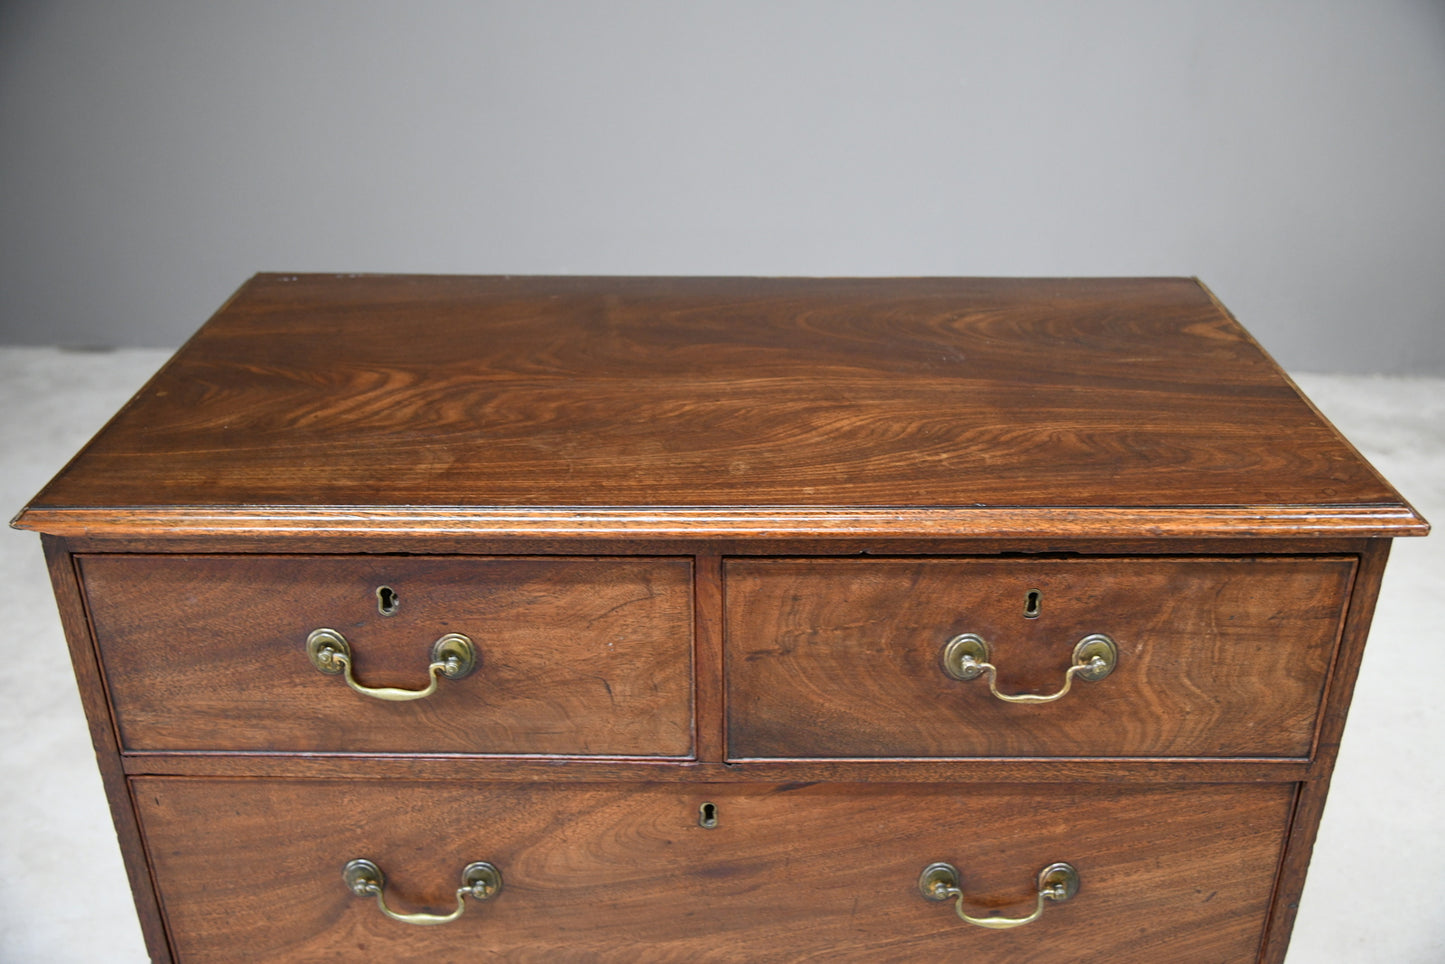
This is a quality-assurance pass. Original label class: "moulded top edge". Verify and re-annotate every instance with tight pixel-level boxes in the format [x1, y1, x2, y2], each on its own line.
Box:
[10, 502, 1430, 541]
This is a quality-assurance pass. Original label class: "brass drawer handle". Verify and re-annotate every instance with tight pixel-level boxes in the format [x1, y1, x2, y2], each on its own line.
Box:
[343, 858, 501, 926]
[919, 861, 1078, 929]
[306, 628, 477, 701]
[941, 633, 1117, 704]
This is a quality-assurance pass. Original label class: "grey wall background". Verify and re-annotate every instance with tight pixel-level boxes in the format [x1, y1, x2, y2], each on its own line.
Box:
[2, 0, 1442, 372]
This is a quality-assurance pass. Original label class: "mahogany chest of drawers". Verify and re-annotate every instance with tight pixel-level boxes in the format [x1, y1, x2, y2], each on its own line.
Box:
[15, 275, 1427, 961]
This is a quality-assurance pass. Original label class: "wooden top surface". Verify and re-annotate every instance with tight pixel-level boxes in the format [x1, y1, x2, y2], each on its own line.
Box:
[15, 274, 1426, 539]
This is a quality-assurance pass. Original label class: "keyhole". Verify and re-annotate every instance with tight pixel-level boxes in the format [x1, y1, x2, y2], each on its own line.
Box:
[1024, 589, 1042, 619]
[376, 586, 399, 616]
[698, 802, 718, 829]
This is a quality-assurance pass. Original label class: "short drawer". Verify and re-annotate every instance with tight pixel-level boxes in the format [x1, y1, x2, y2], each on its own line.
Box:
[81, 555, 693, 755]
[725, 557, 1354, 759]
[133, 777, 1293, 962]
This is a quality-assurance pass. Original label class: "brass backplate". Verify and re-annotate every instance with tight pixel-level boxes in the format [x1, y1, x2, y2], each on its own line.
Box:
[461, 861, 502, 900]
[919, 861, 960, 900]
[306, 629, 350, 675]
[941, 635, 989, 681]
[343, 857, 382, 895]
[1072, 634, 1117, 682]
[1039, 861, 1080, 901]
[432, 633, 478, 679]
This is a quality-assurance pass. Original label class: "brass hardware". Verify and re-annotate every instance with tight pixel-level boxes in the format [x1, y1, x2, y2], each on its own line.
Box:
[919, 860, 1078, 929]
[1024, 589, 1042, 619]
[306, 628, 477, 701]
[942, 632, 1116, 704]
[699, 802, 719, 828]
[376, 585, 400, 616]
[343, 858, 500, 926]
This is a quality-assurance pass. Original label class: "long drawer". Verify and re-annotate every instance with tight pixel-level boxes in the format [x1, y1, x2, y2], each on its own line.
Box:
[725, 557, 1355, 759]
[81, 555, 694, 756]
[133, 777, 1294, 962]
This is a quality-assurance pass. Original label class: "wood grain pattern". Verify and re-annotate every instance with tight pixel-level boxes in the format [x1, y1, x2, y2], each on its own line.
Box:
[11, 278, 1424, 962]
[133, 777, 1293, 962]
[725, 557, 1355, 759]
[81, 555, 693, 756]
[14, 275, 1425, 541]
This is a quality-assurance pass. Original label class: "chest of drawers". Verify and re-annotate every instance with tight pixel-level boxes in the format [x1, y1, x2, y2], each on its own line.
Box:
[15, 275, 1426, 961]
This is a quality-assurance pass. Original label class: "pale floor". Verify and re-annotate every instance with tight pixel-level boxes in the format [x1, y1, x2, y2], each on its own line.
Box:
[1, 347, 1441, 962]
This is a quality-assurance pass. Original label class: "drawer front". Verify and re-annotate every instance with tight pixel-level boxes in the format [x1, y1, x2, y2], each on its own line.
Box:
[82, 555, 693, 755]
[726, 557, 1354, 759]
[133, 777, 1292, 962]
